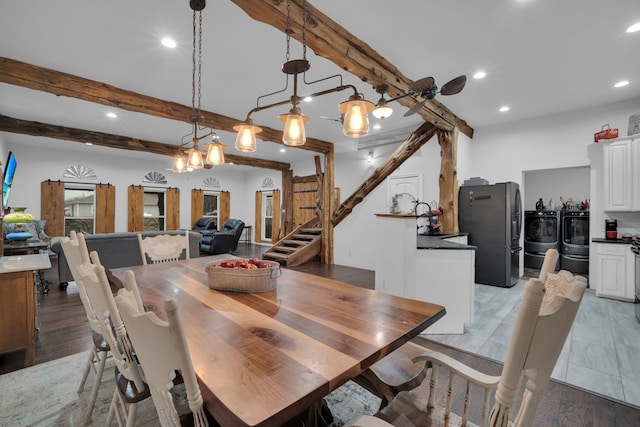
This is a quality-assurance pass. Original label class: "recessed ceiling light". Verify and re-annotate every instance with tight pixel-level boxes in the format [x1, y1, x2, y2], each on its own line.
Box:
[161, 37, 177, 48]
[614, 80, 630, 88]
[626, 22, 640, 33]
[473, 71, 486, 79]
[85, 142, 93, 146]
[280, 148, 286, 153]
[106, 112, 117, 118]
[499, 106, 510, 112]
[373, 123, 381, 130]
[303, 96, 313, 102]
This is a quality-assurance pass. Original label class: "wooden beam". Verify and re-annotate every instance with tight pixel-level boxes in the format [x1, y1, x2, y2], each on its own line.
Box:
[437, 128, 459, 233]
[323, 145, 334, 264]
[0, 114, 291, 172]
[230, 0, 474, 139]
[0, 56, 333, 154]
[332, 122, 437, 226]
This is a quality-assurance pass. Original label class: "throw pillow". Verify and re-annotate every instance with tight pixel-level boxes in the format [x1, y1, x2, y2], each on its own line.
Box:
[542, 271, 577, 308]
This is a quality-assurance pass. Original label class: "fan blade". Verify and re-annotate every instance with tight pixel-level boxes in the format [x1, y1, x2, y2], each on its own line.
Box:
[440, 75, 466, 96]
[319, 115, 341, 123]
[408, 77, 435, 95]
[404, 99, 426, 117]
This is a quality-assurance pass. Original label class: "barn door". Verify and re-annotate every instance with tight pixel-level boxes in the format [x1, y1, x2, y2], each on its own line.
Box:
[292, 180, 319, 227]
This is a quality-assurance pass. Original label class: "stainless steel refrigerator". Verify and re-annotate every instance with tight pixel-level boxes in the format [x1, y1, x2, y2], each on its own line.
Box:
[458, 182, 522, 287]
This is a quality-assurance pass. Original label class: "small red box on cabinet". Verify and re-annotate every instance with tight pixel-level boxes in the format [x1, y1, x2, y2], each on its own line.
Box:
[594, 124, 619, 142]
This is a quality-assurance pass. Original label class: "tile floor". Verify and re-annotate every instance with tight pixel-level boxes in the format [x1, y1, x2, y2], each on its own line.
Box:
[424, 271, 640, 408]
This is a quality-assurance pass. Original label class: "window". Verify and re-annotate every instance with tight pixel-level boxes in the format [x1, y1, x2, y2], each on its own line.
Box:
[262, 192, 273, 240]
[203, 192, 219, 230]
[143, 190, 165, 231]
[64, 185, 95, 235]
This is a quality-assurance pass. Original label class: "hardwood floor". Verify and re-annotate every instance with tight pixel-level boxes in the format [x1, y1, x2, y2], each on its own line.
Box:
[1, 242, 639, 426]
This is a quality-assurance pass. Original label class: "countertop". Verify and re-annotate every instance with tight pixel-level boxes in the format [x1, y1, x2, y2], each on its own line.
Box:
[0, 253, 51, 274]
[592, 237, 637, 245]
[417, 232, 477, 250]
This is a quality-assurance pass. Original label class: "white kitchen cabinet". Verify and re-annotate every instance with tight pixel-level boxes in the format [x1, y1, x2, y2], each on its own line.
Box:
[603, 138, 640, 211]
[374, 215, 475, 334]
[593, 243, 635, 301]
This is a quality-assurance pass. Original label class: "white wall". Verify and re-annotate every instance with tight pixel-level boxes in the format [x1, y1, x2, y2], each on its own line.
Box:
[3, 139, 251, 230]
[330, 97, 640, 270]
[1, 97, 638, 271]
[524, 166, 589, 211]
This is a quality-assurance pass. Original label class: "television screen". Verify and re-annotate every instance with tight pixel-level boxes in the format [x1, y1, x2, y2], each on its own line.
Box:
[3, 151, 17, 208]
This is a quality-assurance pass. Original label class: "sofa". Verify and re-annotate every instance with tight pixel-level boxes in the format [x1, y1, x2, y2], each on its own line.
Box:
[50, 230, 202, 287]
[199, 219, 245, 255]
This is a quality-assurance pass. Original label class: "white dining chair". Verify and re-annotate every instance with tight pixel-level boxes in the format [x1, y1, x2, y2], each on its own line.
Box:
[347, 262, 587, 427]
[137, 231, 190, 265]
[115, 281, 209, 426]
[58, 230, 110, 425]
[75, 251, 149, 427]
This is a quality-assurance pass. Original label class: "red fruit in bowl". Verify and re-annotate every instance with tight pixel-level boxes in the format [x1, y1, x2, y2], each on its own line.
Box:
[249, 257, 261, 266]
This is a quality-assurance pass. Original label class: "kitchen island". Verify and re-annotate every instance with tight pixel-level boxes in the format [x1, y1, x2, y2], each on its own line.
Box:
[375, 214, 476, 334]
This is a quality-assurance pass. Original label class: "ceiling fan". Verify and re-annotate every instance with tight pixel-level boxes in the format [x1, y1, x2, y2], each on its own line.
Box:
[373, 75, 467, 118]
[318, 113, 345, 123]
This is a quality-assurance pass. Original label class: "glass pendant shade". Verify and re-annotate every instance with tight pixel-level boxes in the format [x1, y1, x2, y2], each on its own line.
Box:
[233, 122, 261, 153]
[186, 145, 204, 169]
[204, 140, 226, 165]
[278, 109, 309, 146]
[172, 155, 188, 173]
[339, 97, 374, 138]
[372, 102, 393, 120]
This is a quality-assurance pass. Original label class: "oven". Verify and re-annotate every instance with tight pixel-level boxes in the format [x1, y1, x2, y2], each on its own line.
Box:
[632, 242, 640, 323]
[524, 210, 561, 270]
[560, 210, 589, 275]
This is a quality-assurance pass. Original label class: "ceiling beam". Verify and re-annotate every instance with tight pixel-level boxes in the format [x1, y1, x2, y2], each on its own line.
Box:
[0, 56, 332, 154]
[230, 0, 474, 139]
[0, 114, 291, 171]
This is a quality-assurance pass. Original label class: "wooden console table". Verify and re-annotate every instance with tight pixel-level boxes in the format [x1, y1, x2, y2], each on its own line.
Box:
[0, 253, 51, 365]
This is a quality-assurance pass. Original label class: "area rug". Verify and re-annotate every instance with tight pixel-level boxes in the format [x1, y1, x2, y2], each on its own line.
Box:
[0, 351, 381, 426]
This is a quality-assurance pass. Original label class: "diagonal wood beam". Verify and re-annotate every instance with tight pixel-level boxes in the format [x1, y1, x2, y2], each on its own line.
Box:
[332, 122, 438, 226]
[0, 114, 291, 171]
[230, 0, 474, 139]
[0, 56, 332, 154]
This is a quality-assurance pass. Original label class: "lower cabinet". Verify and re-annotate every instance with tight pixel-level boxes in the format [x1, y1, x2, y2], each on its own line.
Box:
[0, 270, 36, 364]
[593, 243, 635, 301]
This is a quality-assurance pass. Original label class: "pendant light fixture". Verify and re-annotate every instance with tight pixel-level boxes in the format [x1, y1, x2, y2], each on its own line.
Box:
[234, 0, 373, 151]
[172, 0, 226, 173]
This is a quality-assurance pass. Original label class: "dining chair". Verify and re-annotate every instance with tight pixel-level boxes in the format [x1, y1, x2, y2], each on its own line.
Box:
[115, 279, 209, 427]
[138, 231, 190, 265]
[59, 230, 111, 425]
[347, 267, 587, 427]
[75, 251, 150, 427]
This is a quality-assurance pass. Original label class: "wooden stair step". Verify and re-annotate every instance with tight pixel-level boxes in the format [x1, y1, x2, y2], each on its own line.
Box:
[299, 228, 322, 234]
[263, 252, 289, 261]
[282, 239, 310, 246]
[291, 234, 316, 240]
[272, 246, 297, 253]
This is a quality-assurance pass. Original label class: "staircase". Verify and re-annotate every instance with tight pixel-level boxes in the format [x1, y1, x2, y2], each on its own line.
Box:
[262, 217, 322, 267]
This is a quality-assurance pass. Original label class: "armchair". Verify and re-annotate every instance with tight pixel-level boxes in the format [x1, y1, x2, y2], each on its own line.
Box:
[199, 219, 245, 255]
[192, 217, 217, 233]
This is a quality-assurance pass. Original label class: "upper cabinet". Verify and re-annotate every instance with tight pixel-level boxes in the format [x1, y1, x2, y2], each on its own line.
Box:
[603, 138, 640, 211]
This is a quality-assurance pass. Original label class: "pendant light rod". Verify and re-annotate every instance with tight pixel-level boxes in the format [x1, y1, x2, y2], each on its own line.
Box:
[243, 83, 359, 123]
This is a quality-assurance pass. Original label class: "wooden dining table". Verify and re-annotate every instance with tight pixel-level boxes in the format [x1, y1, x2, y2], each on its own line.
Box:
[108, 255, 445, 427]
